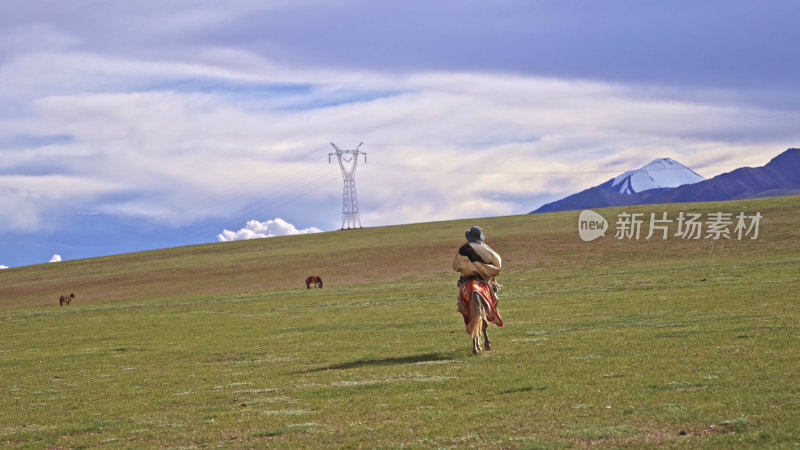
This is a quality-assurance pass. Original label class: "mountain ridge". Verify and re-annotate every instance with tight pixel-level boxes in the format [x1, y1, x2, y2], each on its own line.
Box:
[533, 148, 800, 213]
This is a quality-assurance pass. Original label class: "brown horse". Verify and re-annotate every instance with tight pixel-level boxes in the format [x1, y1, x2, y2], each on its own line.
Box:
[305, 275, 323, 289]
[466, 288, 490, 353]
[59, 293, 75, 306]
[458, 279, 503, 353]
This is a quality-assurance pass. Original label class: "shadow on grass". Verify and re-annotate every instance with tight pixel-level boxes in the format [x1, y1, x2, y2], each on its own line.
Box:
[300, 351, 461, 373]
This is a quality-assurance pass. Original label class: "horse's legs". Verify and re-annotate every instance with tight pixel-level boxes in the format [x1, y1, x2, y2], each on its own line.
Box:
[470, 292, 487, 354]
[483, 320, 491, 351]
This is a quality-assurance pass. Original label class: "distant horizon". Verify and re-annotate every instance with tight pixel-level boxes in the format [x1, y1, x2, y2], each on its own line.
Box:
[1, 146, 795, 269]
[5, 151, 800, 270]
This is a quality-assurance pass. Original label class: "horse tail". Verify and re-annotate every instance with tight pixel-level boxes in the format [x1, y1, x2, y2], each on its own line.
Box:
[317, 277, 323, 288]
[467, 291, 488, 339]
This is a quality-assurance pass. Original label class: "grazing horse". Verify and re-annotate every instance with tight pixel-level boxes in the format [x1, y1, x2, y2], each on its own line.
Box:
[458, 279, 503, 354]
[59, 293, 75, 306]
[305, 275, 323, 289]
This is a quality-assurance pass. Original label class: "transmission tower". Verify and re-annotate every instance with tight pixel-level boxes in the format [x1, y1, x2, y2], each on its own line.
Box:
[329, 142, 367, 229]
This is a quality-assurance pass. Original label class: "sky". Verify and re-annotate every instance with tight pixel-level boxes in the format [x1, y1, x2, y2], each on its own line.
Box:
[1, 0, 799, 268]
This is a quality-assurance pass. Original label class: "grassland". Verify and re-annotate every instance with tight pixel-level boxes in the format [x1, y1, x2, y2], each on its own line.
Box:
[1, 196, 798, 448]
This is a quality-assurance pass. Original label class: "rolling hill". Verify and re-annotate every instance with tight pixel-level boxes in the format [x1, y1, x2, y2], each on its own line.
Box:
[1, 196, 798, 447]
[2, 194, 799, 309]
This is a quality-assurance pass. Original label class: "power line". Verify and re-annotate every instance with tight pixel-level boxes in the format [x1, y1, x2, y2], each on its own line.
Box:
[367, 161, 745, 176]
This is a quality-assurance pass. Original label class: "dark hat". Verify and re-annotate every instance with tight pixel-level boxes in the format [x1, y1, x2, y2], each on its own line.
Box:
[465, 226, 485, 243]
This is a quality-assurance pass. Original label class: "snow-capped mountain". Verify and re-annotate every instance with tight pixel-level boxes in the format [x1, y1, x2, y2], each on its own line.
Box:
[604, 158, 705, 194]
[531, 149, 800, 213]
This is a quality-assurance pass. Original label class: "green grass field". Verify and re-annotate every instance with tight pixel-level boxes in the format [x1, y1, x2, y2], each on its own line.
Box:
[1, 196, 798, 448]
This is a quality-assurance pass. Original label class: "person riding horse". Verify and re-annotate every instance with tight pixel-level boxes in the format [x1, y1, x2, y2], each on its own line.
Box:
[453, 226, 503, 352]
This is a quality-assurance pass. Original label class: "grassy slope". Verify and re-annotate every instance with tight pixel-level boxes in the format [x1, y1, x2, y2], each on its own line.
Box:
[0, 196, 798, 448]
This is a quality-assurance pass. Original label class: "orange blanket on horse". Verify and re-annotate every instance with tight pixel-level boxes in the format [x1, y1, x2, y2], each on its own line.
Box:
[458, 280, 503, 327]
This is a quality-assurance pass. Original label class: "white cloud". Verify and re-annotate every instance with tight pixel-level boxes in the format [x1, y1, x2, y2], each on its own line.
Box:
[217, 218, 322, 242]
[0, 265, 8, 269]
[1, 6, 798, 252]
[49, 254, 62, 263]
[1, 64, 792, 233]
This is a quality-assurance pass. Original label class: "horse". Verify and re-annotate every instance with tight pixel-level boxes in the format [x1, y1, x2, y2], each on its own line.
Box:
[59, 293, 75, 306]
[305, 275, 323, 289]
[458, 279, 503, 354]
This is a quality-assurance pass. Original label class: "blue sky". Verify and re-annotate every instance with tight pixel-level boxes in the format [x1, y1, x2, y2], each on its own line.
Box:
[1, 0, 799, 268]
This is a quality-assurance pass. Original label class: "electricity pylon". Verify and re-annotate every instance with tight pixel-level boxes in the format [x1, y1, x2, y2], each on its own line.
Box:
[329, 142, 366, 229]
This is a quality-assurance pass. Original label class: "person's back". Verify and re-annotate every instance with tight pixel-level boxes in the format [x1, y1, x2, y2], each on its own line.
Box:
[453, 226, 501, 281]
[452, 226, 504, 351]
